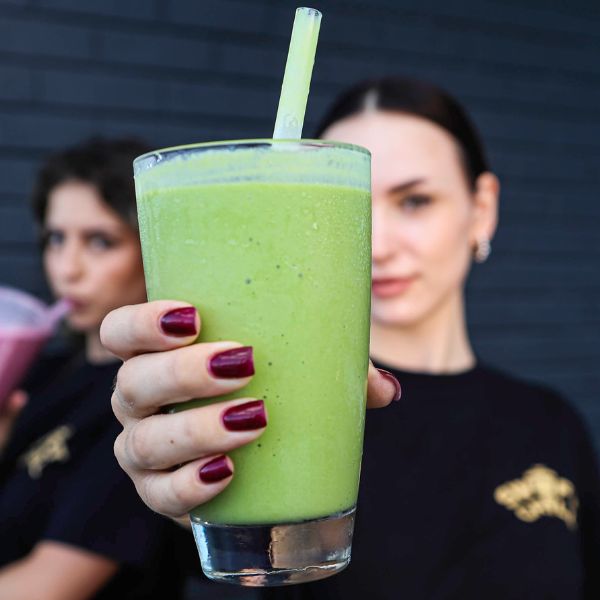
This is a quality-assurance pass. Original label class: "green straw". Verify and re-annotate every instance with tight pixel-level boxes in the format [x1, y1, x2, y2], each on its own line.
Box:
[273, 7, 322, 139]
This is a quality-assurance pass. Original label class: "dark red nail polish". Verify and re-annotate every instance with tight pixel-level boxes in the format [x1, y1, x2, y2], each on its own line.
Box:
[160, 307, 197, 336]
[209, 346, 254, 379]
[222, 400, 267, 431]
[377, 369, 402, 402]
[199, 456, 232, 483]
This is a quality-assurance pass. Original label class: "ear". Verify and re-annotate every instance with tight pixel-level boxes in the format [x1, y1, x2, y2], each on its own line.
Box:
[470, 172, 500, 245]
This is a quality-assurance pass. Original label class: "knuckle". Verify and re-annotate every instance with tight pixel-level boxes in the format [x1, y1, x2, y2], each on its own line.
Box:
[110, 391, 122, 421]
[114, 363, 137, 412]
[169, 469, 203, 518]
[126, 422, 154, 470]
[140, 474, 164, 515]
[99, 310, 115, 349]
[131, 304, 150, 346]
[143, 473, 183, 518]
[170, 474, 193, 512]
[113, 432, 131, 473]
[181, 410, 205, 452]
[168, 349, 195, 399]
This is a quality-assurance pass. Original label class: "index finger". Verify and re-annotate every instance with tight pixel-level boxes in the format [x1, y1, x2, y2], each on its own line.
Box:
[100, 301, 201, 360]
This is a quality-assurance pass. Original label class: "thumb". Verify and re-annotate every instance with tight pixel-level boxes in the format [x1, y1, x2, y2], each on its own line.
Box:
[366, 362, 402, 409]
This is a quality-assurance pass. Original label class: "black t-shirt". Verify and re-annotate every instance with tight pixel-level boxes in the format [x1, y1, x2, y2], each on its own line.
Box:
[268, 363, 600, 600]
[0, 352, 197, 599]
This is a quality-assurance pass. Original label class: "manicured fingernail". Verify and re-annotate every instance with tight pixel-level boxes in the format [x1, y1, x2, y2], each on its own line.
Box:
[222, 400, 267, 431]
[160, 307, 197, 336]
[377, 369, 402, 402]
[209, 346, 254, 379]
[199, 456, 232, 483]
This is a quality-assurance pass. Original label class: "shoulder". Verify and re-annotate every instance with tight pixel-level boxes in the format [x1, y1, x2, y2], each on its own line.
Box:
[22, 350, 78, 392]
[478, 364, 561, 402]
[477, 363, 589, 436]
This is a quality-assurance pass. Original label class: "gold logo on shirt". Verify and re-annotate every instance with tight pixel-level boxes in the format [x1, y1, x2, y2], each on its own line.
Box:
[19, 425, 74, 479]
[494, 464, 578, 530]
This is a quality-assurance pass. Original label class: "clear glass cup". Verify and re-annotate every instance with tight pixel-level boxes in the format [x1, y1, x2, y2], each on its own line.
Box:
[134, 139, 371, 586]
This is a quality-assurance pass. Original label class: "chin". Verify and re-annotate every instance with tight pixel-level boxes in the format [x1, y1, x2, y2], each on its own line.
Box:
[66, 313, 101, 333]
[371, 298, 426, 328]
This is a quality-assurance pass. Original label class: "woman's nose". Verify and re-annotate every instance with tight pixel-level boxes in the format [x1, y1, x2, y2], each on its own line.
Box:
[53, 240, 84, 282]
[371, 205, 397, 264]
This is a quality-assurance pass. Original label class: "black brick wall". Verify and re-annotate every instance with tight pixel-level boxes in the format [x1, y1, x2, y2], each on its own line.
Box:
[0, 0, 599, 449]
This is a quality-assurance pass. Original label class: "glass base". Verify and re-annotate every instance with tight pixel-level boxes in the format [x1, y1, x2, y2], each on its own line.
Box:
[190, 507, 355, 587]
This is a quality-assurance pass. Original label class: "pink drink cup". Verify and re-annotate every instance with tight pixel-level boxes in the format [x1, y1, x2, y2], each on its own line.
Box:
[0, 287, 70, 411]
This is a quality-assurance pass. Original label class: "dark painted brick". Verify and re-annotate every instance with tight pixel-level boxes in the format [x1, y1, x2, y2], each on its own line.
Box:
[215, 40, 289, 82]
[0, 111, 99, 149]
[472, 263, 598, 289]
[0, 255, 44, 292]
[0, 65, 33, 101]
[99, 29, 213, 71]
[41, 68, 161, 111]
[321, 0, 600, 40]
[0, 158, 38, 194]
[35, 0, 158, 20]
[166, 0, 270, 33]
[0, 15, 93, 59]
[0, 206, 36, 243]
[164, 81, 276, 121]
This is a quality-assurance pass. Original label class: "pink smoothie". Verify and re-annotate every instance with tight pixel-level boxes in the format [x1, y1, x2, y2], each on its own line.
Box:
[0, 288, 69, 412]
[0, 326, 49, 410]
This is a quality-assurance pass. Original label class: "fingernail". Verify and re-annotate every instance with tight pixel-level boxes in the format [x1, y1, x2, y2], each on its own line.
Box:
[222, 400, 267, 431]
[198, 456, 232, 483]
[160, 307, 197, 336]
[377, 369, 402, 402]
[209, 346, 254, 379]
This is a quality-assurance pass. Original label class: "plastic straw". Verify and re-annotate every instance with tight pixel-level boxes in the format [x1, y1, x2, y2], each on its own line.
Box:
[45, 298, 72, 328]
[273, 7, 322, 139]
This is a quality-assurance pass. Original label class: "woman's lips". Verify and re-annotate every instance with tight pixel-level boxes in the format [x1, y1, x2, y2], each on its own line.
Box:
[64, 297, 86, 311]
[371, 277, 416, 298]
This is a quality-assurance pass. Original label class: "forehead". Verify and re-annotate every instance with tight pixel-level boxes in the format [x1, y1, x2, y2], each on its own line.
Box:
[45, 180, 124, 229]
[322, 111, 464, 191]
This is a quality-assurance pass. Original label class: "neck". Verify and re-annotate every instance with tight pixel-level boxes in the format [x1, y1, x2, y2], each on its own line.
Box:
[369, 290, 475, 374]
[85, 329, 118, 365]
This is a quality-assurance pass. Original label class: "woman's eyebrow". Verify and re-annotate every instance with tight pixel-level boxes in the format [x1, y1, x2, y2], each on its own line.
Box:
[387, 178, 427, 195]
[82, 228, 118, 235]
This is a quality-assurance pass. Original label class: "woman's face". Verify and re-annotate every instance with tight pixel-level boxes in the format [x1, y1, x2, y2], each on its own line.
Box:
[43, 180, 147, 333]
[322, 111, 498, 328]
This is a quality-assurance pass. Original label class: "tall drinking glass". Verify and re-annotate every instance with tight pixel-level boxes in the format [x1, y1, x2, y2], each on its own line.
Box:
[134, 139, 371, 586]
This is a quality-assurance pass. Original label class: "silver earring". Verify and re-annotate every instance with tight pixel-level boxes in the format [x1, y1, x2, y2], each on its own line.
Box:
[474, 237, 491, 263]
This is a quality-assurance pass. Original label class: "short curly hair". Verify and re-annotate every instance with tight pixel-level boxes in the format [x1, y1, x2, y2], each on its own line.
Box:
[31, 136, 151, 231]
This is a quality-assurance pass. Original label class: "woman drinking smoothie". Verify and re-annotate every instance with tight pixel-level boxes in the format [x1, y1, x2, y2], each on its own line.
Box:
[0, 137, 195, 599]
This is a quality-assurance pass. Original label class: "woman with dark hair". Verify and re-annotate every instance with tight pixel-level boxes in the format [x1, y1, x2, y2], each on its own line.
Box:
[99, 78, 599, 599]
[0, 137, 195, 599]
[271, 77, 600, 598]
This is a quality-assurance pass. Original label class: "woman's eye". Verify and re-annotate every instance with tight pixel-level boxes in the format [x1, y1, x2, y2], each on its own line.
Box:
[43, 231, 64, 248]
[88, 235, 115, 250]
[400, 194, 432, 211]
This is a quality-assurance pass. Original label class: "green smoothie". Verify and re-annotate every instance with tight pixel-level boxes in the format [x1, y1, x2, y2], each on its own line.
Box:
[135, 141, 371, 525]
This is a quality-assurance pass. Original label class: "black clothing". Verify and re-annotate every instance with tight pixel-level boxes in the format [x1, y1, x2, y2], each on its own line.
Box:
[0, 352, 196, 599]
[270, 363, 600, 600]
